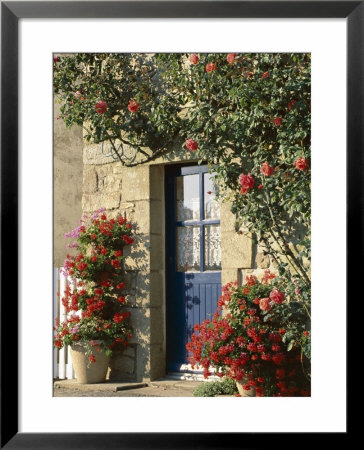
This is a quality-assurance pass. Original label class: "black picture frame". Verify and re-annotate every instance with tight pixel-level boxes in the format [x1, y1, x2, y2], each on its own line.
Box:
[1, 1, 356, 448]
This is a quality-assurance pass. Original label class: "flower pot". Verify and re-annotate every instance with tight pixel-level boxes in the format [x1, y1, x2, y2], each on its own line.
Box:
[70, 341, 110, 384]
[236, 377, 256, 397]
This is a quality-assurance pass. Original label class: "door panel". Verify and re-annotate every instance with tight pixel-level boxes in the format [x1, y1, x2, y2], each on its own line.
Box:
[165, 164, 222, 371]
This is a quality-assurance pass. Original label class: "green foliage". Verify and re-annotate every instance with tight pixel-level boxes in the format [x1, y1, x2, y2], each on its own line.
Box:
[193, 377, 238, 397]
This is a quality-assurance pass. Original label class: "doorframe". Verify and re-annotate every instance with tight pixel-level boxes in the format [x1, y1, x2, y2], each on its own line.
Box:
[164, 162, 222, 372]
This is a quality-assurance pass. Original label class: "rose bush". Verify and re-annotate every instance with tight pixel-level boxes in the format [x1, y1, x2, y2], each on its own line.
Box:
[186, 271, 310, 397]
[53, 208, 134, 363]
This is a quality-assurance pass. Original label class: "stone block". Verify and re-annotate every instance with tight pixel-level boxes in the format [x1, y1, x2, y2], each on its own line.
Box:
[220, 201, 238, 232]
[131, 201, 150, 234]
[82, 192, 121, 212]
[83, 167, 98, 193]
[128, 307, 150, 345]
[150, 200, 164, 235]
[122, 166, 150, 201]
[83, 143, 119, 166]
[150, 307, 165, 344]
[150, 343, 166, 380]
[150, 234, 164, 270]
[222, 268, 239, 285]
[150, 271, 164, 307]
[108, 345, 137, 382]
[123, 235, 150, 271]
[99, 174, 122, 193]
[150, 165, 164, 200]
[255, 251, 270, 269]
[221, 231, 253, 269]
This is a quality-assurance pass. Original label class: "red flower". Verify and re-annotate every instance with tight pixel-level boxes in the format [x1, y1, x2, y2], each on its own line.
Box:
[91, 255, 97, 262]
[279, 328, 286, 335]
[273, 117, 282, 126]
[303, 331, 310, 337]
[269, 288, 284, 304]
[190, 54, 199, 64]
[128, 100, 139, 113]
[258, 184, 263, 189]
[53, 56, 60, 63]
[113, 313, 124, 323]
[89, 355, 96, 363]
[272, 352, 286, 366]
[95, 101, 108, 114]
[276, 368, 285, 380]
[206, 63, 217, 73]
[111, 259, 120, 268]
[114, 250, 122, 257]
[288, 99, 296, 110]
[259, 298, 271, 311]
[185, 139, 198, 151]
[118, 296, 126, 304]
[226, 53, 236, 64]
[77, 262, 87, 271]
[239, 173, 255, 194]
[262, 71, 269, 79]
[294, 157, 309, 171]
[116, 282, 125, 289]
[94, 288, 103, 296]
[118, 216, 127, 225]
[91, 234, 97, 240]
[261, 162, 274, 176]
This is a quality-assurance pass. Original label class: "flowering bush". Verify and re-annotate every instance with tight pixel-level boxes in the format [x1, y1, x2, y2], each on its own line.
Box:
[53, 208, 134, 363]
[186, 271, 310, 397]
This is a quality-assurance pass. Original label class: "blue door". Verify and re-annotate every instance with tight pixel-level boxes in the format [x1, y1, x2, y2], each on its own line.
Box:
[165, 164, 222, 371]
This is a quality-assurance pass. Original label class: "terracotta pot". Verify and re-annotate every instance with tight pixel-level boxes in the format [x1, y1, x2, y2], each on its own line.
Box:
[70, 341, 110, 384]
[236, 377, 256, 397]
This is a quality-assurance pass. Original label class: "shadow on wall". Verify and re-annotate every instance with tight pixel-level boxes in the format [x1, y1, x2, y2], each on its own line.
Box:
[107, 228, 152, 382]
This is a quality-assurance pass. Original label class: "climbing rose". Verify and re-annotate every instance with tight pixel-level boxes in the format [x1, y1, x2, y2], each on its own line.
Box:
[294, 157, 309, 171]
[206, 63, 217, 73]
[185, 139, 198, 151]
[262, 71, 269, 78]
[226, 53, 236, 64]
[288, 99, 296, 110]
[53, 56, 60, 62]
[239, 173, 255, 194]
[89, 355, 96, 363]
[269, 288, 285, 305]
[273, 117, 282, 126]
[95, 101, 108, 114]
[190, 54, 199, 64]
[261, 162, 274, 176]
[128, 100, 139, 113]
[259, 298, 271, 311]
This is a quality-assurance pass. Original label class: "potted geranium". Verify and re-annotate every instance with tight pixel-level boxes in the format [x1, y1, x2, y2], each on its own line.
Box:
[54, 208, 134, 384]
[186, 270, 311, 397]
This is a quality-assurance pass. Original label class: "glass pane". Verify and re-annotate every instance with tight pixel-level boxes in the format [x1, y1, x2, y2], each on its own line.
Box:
[204, 225, 222, 271]
[204, 173, 220, 220]
[176, 226, 200, 272]
[176, 174, 200, 221]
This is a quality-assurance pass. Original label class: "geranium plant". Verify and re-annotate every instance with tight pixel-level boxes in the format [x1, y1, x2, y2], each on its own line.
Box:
[186, 271, 311, 397]
[53, 208, 134, 363]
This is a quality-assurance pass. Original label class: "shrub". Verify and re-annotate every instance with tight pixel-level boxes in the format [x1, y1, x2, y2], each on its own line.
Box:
[193, 377, 238, 397]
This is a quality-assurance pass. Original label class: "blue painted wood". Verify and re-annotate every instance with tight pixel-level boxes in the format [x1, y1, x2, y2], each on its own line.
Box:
[165, 164, 222, 371]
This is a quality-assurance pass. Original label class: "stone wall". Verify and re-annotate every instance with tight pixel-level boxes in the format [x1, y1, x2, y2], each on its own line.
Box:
[53, 101, 83, 267]
[81, 140, 283, 381]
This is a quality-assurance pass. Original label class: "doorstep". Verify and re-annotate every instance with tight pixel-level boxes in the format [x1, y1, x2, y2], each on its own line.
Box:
[53, 378, 148, 392]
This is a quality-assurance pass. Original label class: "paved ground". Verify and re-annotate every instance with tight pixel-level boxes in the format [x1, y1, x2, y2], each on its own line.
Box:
[53, 378, 204, 397]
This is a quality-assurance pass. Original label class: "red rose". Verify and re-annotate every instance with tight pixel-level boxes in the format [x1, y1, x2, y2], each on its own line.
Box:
[239, 173, 255, 194]
[118, 296, 126, 304]
[261, 162, 274, 176]
[91, 255, 97, 262]
[262, 71, 269, 79]
[226, 53, 236, 64]
[114, 250, 122, 257]
[128, 100, 140, 113]
[116, 282, 125, 289]
[269, 288, 284, 304]
[206, 63, 217, 73]
[89, 355, 96, 363]
[259, 298, 271, 311]
[273, 117, 282, 126]
[111, 259, 120, 268]
[95, 101, 108, 114]
[303, 330, 310, 337]
[258, 184, 263, 189]
[190, 54, 199, 64]
[185, 139, 198, 151]
[94, 288, 103, 296]
[53, 56, 60, 63]
[272, 352, 286, 366]
[294, 157, 309, 171]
